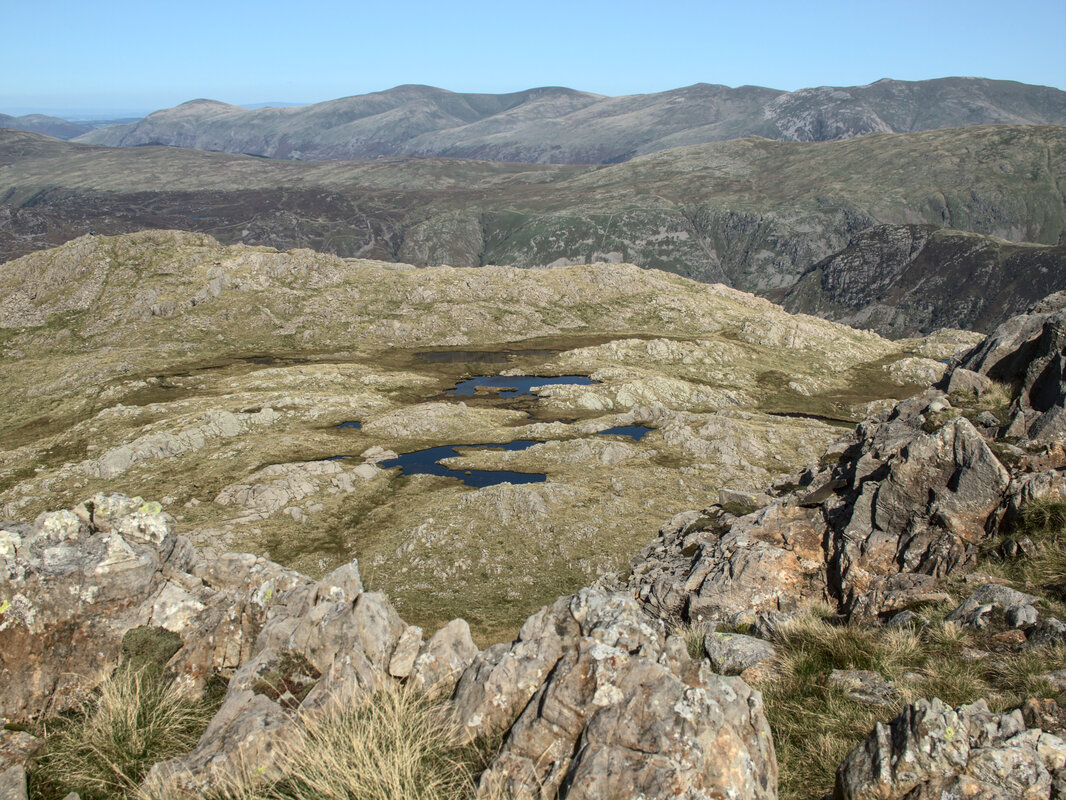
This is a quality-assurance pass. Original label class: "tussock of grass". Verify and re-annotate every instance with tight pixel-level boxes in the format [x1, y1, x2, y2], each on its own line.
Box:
[670, 620, 709, 660]
[948, 380, 1014, 420]
[29, 667, 213, 800]
[986, 497, 1066, 599]
[218, 684, 502, 800]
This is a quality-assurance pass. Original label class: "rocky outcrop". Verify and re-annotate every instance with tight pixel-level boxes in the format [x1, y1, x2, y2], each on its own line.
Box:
[3, 296, 1064, 797]
[624, 294, 1066, 630]
[834, 697, 1066, 800]
[782, 225, 1066, 337]
[947, 292, 1066, 445]
[0, 496, 201, 718]
[455, 590, 777, 800]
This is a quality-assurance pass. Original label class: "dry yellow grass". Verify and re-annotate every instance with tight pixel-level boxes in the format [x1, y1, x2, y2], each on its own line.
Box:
[215, 683, 506, 800]
[29, 667, 212, 800]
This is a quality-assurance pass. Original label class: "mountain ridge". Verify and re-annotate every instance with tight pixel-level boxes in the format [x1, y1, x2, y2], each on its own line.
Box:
[72, 77, 1066, 164]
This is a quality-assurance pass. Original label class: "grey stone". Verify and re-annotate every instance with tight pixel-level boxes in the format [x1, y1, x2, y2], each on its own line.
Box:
[1006, 604, 1040, 629]
[976, 410, 1002, 427]
[828, 669, 898, 707]
[946, 583, 1039, 627]
[0, 765, 26, 800]
[703, 631, 776, 675]
[1027, 618, 1066, 649]
[409, 618, 479, 698]
[885, 610, 927, 629]
[943, 367, 993, 397]
[1043, 671, 1066, 692]
[387, 624, 423, 679]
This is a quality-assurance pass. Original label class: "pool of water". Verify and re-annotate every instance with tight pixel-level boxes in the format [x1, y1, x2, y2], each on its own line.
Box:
[447, 375, 596, 398]
[596, 425, 654, 441]
[378, 440, 546, 488]
[334, 421, 362, 429]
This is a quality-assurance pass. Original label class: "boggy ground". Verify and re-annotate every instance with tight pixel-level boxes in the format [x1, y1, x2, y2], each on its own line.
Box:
[0, 231, 982, 641]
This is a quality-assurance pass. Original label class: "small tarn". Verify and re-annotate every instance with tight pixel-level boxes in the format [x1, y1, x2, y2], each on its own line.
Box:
[379, 440, 546, 488]
[596, 425, 654, 441]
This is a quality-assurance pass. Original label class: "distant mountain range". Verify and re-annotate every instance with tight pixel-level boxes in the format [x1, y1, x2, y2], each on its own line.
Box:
[71, 77, 1066, 164]
[0, 113, 93, 140]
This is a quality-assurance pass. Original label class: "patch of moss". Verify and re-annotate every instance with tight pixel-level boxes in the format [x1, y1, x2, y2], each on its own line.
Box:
[251, 650, 321, 710]
[120, 625, 183, 675]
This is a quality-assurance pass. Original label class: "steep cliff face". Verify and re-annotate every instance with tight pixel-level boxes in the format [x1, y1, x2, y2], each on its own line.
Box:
[781, 225, 1066, 335]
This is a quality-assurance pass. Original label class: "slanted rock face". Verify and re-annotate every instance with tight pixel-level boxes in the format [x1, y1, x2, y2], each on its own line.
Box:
[624, 372, 1062, 628]
[0, 496, 187, 718]
[952, 294, 1066, 446]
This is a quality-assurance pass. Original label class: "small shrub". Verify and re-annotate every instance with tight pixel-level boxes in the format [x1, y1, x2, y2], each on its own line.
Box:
[1018, 497, 1066, 536]
[29, 667, 212, 800]
[1012, 498, 1066, 594]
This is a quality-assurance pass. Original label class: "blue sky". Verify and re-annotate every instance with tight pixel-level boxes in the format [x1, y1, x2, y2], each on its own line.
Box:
[3, 0, 1064, 117]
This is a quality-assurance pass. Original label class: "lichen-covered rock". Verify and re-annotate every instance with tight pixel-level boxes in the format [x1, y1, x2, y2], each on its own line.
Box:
[703, 631, 777, 676]
[466, 589, 777, 800]
[408, 618, 478, 698]
[833, 698, 1066, 800]
[0, 495, 188, 718]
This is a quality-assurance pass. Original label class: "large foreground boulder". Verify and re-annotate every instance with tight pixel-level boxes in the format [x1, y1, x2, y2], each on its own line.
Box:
[454, 589, 777, 800]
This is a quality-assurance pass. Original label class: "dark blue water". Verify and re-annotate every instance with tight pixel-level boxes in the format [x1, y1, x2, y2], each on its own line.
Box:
[597, 425, 654, 441]
[335, 421, 362, 429]
[379, 440, 546, 488]
[447, 375, 596, 398]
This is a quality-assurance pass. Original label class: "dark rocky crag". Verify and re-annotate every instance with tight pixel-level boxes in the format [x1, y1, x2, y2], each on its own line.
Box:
[781, 225, 1066, 335]
[1, 297, 1065, 798]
